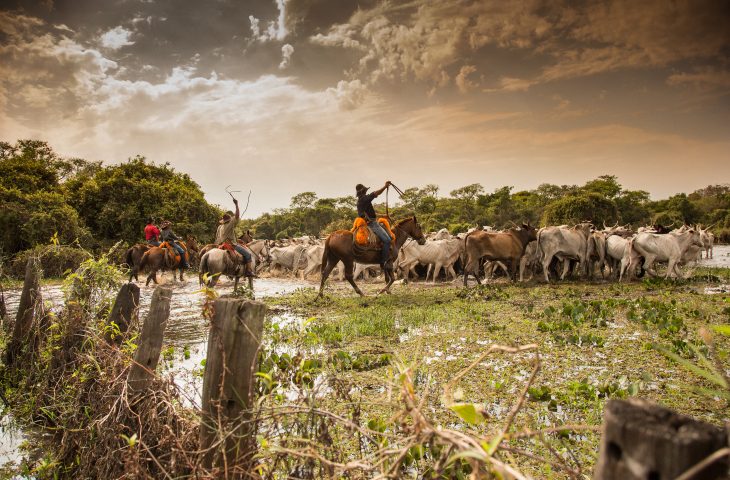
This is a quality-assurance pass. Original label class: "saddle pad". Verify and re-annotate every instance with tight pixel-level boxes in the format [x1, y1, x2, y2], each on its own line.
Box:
[351, 217, 395, 247]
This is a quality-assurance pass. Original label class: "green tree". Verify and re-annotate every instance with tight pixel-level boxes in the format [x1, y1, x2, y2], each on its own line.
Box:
[542, 193, 618, 226]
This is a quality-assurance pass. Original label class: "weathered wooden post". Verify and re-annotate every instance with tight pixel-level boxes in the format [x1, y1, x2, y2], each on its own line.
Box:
[200, 298, 266, 474]
[105, 283, 140, 344]
[126, 286, 172, 392]
[5, 257, 41, 367]
[594, 399, 728, 480]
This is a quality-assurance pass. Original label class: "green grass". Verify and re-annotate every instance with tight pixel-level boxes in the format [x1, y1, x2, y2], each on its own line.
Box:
[264, 270, 730, 478]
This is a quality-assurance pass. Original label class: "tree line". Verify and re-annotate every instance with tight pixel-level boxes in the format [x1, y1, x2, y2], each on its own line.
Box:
[1, 139, 728, 262]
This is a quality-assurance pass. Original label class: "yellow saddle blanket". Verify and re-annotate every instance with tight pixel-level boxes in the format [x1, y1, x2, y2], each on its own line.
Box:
[351, 217, 395, 246]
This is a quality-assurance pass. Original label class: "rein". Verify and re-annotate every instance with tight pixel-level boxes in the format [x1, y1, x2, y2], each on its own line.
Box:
[385, 183, 406, 220]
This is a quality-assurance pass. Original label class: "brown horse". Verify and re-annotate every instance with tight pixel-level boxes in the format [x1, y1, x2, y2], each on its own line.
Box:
[318, 216, 426, 297]
[125, 243, 151, 282]
[138, 241, 192, 286]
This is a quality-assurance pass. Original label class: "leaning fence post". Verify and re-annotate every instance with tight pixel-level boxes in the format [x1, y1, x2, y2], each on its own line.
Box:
[126, 286, 172, 392]
[105, 283, 140, 344]
[5, 257, 41, 367]
[200, 297, 266, 473]
[594, 399, 729, 480]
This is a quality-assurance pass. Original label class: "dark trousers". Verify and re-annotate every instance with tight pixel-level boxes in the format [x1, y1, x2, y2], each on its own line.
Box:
[368, 220, 392, 264]
[234, 244, 252, 262]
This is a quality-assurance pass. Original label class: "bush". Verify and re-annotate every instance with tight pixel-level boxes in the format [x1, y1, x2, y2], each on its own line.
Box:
[10, 245, 91, 278]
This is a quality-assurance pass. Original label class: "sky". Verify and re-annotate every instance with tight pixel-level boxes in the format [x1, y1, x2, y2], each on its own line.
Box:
[1, 0, 729, 216]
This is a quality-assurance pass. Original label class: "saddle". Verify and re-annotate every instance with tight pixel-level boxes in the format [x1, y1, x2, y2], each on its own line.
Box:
[218, 242, 243, 263]
[351, 217, 395, 251]
[159, 241, 188, 265]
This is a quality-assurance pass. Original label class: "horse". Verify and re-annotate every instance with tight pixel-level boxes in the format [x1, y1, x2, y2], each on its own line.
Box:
[124, 243, 151, 282]
[138, 241, 191, 286]
[198, 248, 254, 291]
[318, 216, 426, 297]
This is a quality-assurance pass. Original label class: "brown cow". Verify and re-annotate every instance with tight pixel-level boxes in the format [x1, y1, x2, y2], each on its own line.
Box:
[463, 224, 537, 285]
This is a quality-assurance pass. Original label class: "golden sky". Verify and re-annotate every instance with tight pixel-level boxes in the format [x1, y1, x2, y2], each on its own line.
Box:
[1, 0, 728, 215]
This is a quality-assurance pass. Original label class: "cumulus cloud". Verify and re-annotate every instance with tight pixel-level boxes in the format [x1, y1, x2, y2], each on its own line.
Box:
[99, 26, 134, 50]
[310, 0, 729, 92]
[455, 65, 477, 93]
[249, 0, 288, 42]
[279, 43, 294, 69]
[326, 79, 368, 110]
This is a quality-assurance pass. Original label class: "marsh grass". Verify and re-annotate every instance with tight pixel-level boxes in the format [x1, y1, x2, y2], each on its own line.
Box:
[264, 269, 730, 477]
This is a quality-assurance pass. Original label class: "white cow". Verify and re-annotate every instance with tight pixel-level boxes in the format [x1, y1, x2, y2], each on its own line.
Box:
[629, 229, 704, 278]
[699, 227, 714, 259]
[537, 223, 593, 282]
[605, 234, 642, 281]
[269, 244, 307, 276]
[519, 241, 539, 282]
[398, 238, 463, 283]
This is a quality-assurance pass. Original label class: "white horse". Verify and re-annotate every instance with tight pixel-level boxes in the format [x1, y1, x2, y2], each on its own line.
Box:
[199, 248, 254, 290]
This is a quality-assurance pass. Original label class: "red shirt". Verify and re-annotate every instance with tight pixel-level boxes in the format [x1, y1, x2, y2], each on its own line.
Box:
[144, 224, 160, 241]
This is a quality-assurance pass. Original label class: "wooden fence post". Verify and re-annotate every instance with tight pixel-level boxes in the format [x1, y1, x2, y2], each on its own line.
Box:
[105, 283, 140, 344]
[200, 297, 266, 474]
[594, 399, 728, 480]
[126, 286, 172, 392]
[5, 257, 41, 367]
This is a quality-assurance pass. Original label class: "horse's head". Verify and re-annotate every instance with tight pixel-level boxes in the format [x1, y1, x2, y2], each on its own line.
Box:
[186, 235, 199, 252]
[239, 229, 254, 244]
[398, 216, 426, 245]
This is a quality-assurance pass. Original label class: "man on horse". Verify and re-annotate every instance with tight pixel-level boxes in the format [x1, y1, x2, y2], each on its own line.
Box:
[215, 197, 256, 278]
[144, 218, 161, 246]
[160, 220, 190, 269]
[356, 181, 392, 266]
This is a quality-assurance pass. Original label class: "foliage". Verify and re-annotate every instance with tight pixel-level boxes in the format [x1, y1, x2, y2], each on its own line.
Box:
[9, 245, 91, 278]
[65, 155, 220, 245]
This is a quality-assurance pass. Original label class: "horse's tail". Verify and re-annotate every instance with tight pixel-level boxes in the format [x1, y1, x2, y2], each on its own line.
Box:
[139, 250, 150, 272]
[124, 247, 134, 269]
[321, 238, 330, 275]
[199, 252, 209, 286]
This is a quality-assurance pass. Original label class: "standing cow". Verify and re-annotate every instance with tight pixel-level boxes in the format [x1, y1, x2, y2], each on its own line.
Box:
[629, 228, 704, 278]
[537, 223, 593, 282]
[463, 224, 537, 285]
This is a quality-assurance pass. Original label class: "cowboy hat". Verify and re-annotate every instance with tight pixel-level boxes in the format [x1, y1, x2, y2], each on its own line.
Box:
[355, 183, 369, 196]
[160, 220, 171, 229]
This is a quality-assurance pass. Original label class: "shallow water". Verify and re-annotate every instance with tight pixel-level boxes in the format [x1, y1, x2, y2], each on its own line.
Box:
[698, 244, 730, 269]
[1, 274, 313, 466]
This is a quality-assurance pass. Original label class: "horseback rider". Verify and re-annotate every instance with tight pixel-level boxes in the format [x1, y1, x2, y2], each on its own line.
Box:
[144, 218, 161, 246]
[160, 220, 190, 269]
[215, 197, 256, 278]
[356, 181, 393, 266]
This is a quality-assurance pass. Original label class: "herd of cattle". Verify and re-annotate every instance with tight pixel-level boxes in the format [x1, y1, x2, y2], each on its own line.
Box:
[248, 223, 715, 284]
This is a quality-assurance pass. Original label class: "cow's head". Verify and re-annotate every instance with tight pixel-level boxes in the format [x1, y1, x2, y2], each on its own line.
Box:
[522, 222, 538, 242]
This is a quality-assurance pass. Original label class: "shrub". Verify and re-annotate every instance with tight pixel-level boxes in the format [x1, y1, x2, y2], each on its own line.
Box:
[10, 245, 91, 278]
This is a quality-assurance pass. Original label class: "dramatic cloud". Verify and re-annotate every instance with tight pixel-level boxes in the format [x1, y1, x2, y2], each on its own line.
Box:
[99, 26, 134, 50]
[0, 1, 728, 214]
[279, 43, 294, 69]
[249, 0, 289, 42]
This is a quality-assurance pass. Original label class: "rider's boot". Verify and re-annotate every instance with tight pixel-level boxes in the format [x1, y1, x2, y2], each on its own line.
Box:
[244, 260, 257, 278]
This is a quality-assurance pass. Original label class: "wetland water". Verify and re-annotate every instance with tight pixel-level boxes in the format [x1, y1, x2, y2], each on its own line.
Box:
[1, 275, 313, 468]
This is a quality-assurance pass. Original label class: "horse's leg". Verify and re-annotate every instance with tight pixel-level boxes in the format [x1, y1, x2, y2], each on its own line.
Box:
[146, 269, 155, 287]
[318, 256, 338, 297]
[341, 258, 364, 297]
[379, 264, 395, 294]
[248, 275, 253, 292]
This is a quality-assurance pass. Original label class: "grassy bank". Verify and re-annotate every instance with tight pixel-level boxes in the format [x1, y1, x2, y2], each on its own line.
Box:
[263, 270, 730, 477]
